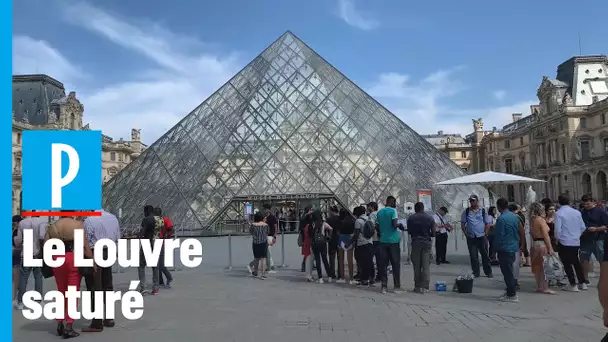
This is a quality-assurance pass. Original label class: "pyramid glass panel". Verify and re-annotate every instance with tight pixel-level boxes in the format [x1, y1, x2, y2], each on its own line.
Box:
[103, 31, 488, 232]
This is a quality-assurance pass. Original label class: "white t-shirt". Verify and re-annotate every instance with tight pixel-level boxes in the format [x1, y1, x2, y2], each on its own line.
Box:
[433, 213, 448, 234]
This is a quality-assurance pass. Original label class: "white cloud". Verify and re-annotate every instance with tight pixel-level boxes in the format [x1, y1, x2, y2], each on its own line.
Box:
[12, 35, 85, 90]
[493, 90, 506, 101]
[17, 1, 240, 144]
[337, 0, 380, 31]
[367, 69, 535, 136]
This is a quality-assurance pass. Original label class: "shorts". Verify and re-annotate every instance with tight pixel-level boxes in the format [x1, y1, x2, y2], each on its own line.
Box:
[339, 234, 352, 247]
[252, 242, 268, 259]
[580, 238, 604, 262]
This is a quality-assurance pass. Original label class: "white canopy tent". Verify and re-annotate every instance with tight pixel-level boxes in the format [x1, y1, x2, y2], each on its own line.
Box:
[435, 171, 545, 185]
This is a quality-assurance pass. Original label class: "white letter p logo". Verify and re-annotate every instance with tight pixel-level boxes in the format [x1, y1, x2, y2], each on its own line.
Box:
[51, 143, 80, 208]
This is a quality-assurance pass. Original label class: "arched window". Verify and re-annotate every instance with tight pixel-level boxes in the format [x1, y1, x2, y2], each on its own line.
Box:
[69, 113, 76, 130]
[507, 184, 515, 202]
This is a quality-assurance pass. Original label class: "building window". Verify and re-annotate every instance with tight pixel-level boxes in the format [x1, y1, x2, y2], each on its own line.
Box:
[520, 137, 524, 145]
[519, 155, 526, 170]
[110, 152, 116, 161]
[461, 151, 466, 158]
[487, 157, 493, 171]
[580, 117, 587, 129]
[581, 141, 591, 160]
[604, 138, 608, 154]
[69, 113, 75, 130]
[547, 143, 553, 162]
[109, 168, 117, 177]
[504, 140, 510, 149]
[16, 133, 21, 145]
[602, 113, 607, 125]
[561, 144, 566, 162]
[505, 158, 513, 174]
[118, 153, 123, 162]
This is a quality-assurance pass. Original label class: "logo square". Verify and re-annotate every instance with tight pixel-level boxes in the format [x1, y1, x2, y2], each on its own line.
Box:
[22, 130, 102, 211]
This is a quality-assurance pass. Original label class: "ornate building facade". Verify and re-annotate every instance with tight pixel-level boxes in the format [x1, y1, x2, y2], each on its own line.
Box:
[422, 131, 476, 172]
[473, 56, 608, 204]
[11, 74, 146, 214]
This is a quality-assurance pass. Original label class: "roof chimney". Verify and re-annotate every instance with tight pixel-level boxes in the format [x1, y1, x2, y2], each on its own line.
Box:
[512, 113, 522, 122]
[437, 130, 443, 135]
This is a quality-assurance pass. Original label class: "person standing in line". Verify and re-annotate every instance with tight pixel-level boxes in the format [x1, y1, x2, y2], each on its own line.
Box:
[326, 205, 341, 282]
[554, 194, 588, 291]
[433, 206, 451, 265]
[507, 204, 525, 290]
[14, 211, 47, 310]
[138, 205, 160, 295]
[158, 208, 175, 288]
[580, 194, 608, 285]
[527, 202, 556, 295]
[487, 206, 499, 265]
[408, 202, 436, 293]
[366, 202, 380, 282]
[347, 206, 374, 286]
[598, 229, 608, 340]
[377, 196, 406, 294]
[460, 195, 493, 278]
[299, 207, 313, 272]
[493, 198, 521, 302]
[337, 208, 356, 284]
[250, 212, 269, 279]
[310, 209, 334, 284]
[82, 209, 121, 332]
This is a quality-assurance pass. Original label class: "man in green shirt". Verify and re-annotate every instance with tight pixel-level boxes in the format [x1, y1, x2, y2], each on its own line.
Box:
[376, 196, 405, 294]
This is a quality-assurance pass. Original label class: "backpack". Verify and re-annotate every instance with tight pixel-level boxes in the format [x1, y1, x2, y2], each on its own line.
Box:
[312, 222, 326, 245]
[154, 216, 165, 239]
[362, 218, 375, 239]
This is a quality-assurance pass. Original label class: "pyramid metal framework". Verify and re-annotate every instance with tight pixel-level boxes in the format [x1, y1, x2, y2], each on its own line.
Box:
[102, 31, 487, 230]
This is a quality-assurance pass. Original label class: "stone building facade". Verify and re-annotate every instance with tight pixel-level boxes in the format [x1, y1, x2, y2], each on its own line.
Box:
[422, 131, 476, 172]
[11, 74, 146, 214]
[473, 56, 608, 204]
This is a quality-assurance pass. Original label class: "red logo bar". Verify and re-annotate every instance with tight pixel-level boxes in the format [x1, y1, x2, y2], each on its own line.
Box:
[21, 211, 102, 217]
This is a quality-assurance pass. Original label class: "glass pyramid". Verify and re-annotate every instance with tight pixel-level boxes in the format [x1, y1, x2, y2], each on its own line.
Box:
[102, 31, 488, 231]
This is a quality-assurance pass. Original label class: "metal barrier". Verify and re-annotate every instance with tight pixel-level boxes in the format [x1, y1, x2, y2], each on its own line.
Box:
[224, 234, 233, 270]
[277, 230, 289, 268]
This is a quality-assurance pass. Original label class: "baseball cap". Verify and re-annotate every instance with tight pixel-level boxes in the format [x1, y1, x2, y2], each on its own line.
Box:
[469, 195, 479, 202]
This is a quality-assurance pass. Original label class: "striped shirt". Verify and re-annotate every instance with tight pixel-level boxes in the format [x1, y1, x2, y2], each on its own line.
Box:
[250, 223, 269, 244]
[84, 210, 120, 248]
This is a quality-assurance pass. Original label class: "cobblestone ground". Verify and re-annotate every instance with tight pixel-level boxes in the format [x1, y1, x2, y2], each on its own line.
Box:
[13, 233, 607, 342]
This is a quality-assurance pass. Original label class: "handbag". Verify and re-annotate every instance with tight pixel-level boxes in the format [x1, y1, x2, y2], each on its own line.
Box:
[297, 225, 307, 247]
[542, 253, 564, 282]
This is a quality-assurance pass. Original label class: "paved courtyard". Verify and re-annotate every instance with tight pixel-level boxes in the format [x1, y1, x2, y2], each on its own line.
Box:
[13, 232, 607, 342]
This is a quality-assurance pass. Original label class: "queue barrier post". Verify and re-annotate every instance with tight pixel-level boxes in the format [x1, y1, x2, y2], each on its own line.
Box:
[278, 229, 289, 268]
[224, 233, 233, 270]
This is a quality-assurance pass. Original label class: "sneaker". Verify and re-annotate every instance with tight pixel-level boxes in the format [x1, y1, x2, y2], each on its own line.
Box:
[327, 278, 333, 283]
[563, 285, 580, 292]
[584, 280, 591, 286]
[252, 272, 258, 277]
[422, 288, 430, 294]
[394, 287, 406, 294]
[306, 277, 314, 283]
[268, 270, 277, 274]
[359, 281, 369, 286]
[486, 274, 494, 278]
[381, 286, 388, 294]
[578, 283, 588, 291]
[317, 279, 324, 284]
[247, 265, 253, 274]
[349, 280, 358, 285]
[165, 281, 173, 289]
[260, 275, 267, 280]
[139, 289, 149, 295]
[151, 289, 160, 295]
[368, 282, 376, 287]
[501, 295, 519, 303]
[336, 278, 346, 284]
[443, 260, 451, 264]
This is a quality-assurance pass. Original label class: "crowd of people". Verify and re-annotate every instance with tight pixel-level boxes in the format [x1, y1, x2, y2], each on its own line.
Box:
[11, 206, 175, 339]
[246, 193, 608, 333]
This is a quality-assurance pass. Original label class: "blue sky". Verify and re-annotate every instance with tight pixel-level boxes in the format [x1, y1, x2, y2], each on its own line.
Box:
[12, 0, 608, 144]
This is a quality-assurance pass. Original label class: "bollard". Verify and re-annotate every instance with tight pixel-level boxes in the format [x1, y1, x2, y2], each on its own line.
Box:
[454, 222, 459, 252]
[278, 230, 289, 268]
[224, 233, 233, 270]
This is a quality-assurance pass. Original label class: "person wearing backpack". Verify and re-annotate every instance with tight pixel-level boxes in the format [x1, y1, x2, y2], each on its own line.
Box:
[346, 206, 374, 286]
[310, 209, 334, 283]
[460, 195, 494, 278]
